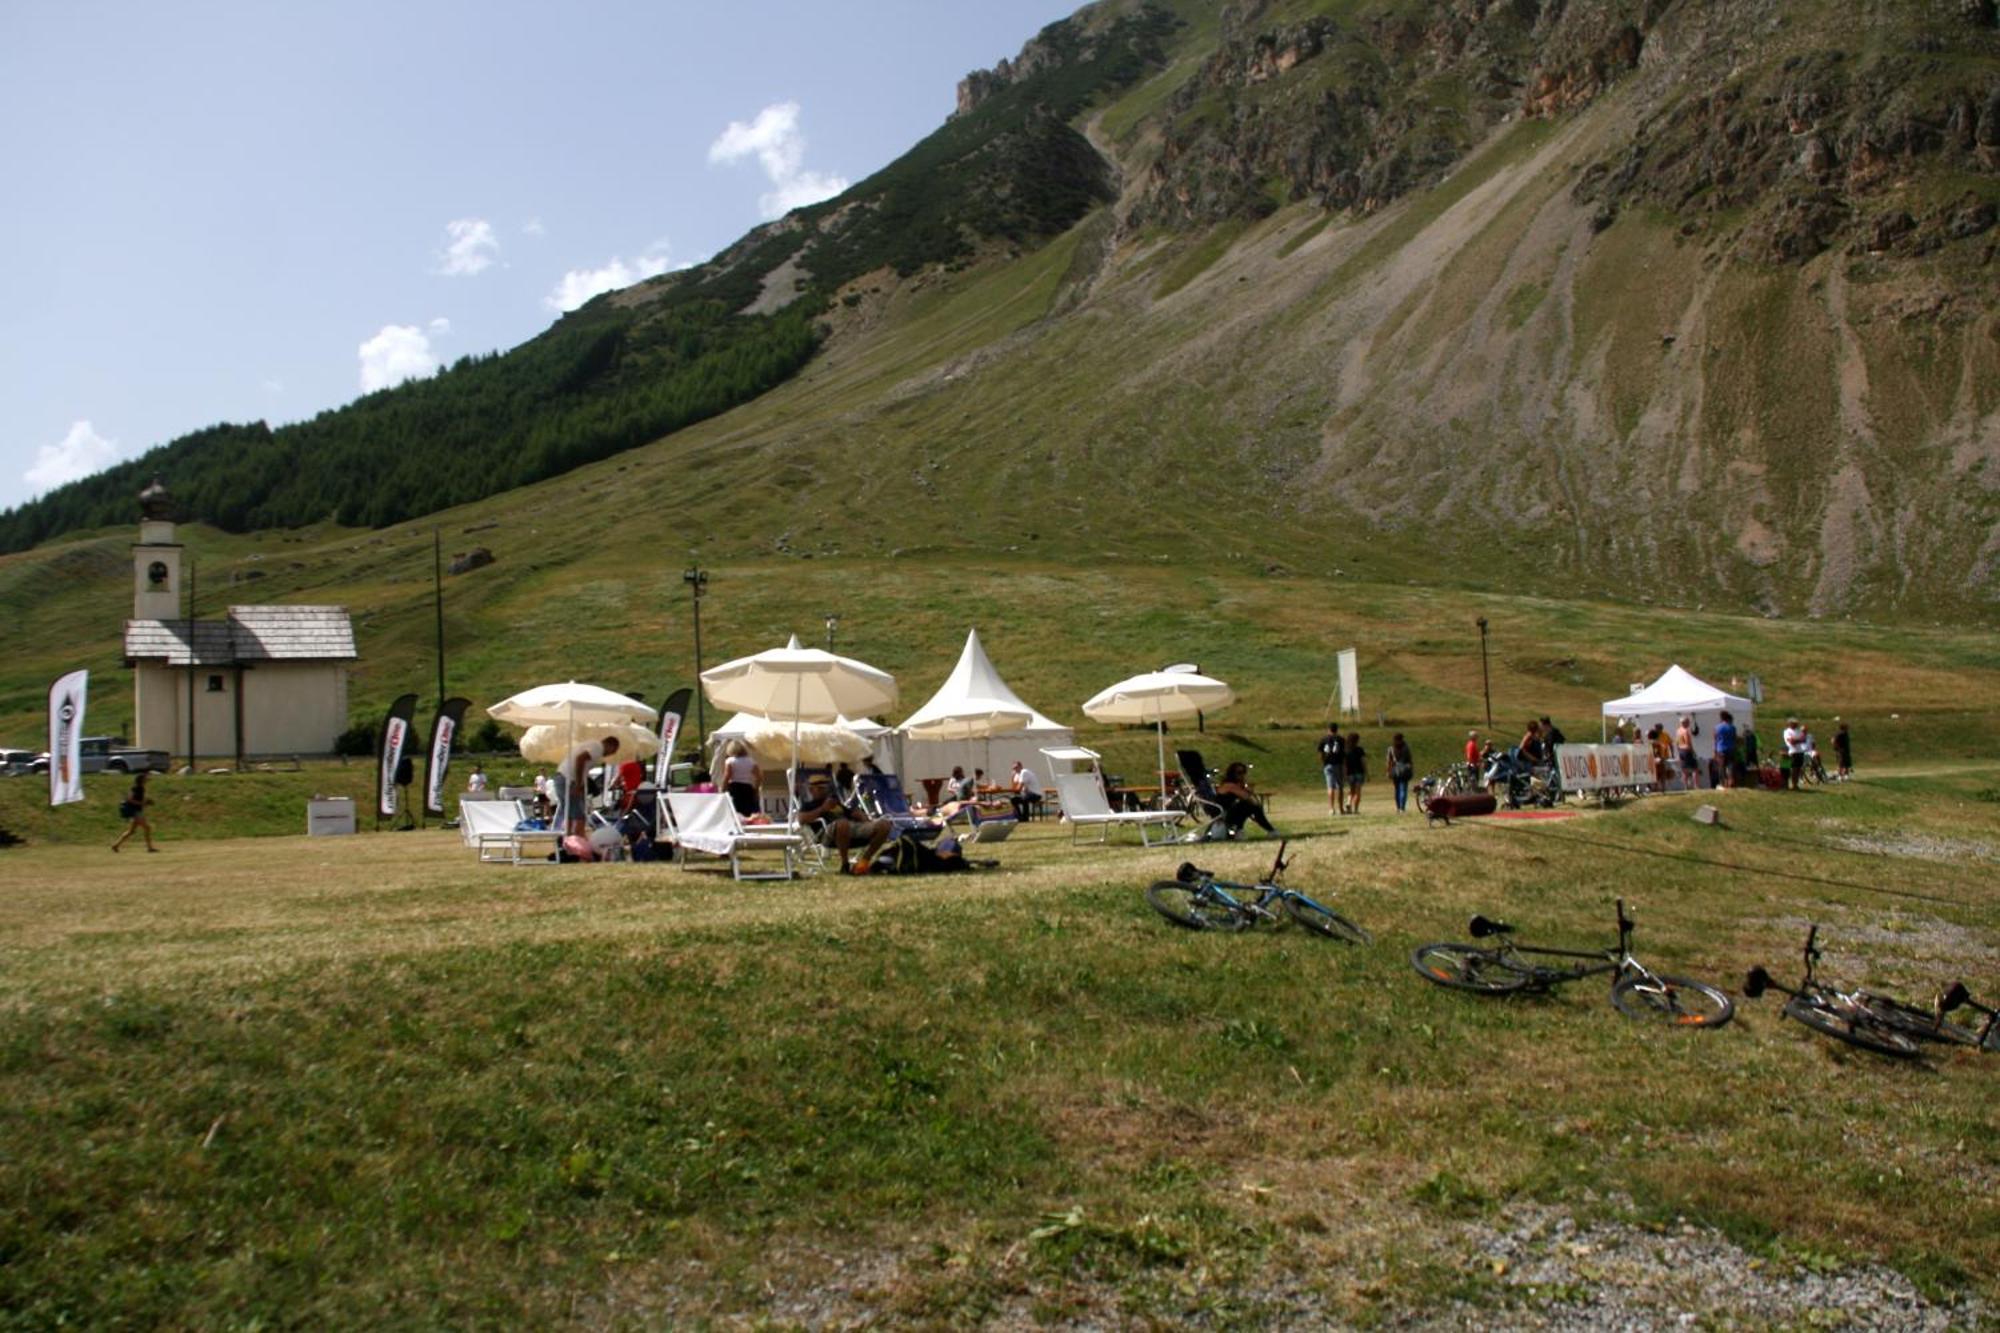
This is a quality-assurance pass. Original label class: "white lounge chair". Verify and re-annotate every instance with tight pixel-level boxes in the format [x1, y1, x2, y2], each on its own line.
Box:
[663, 792, 805, 881]
[459, 798, 560, 865]
[1051, 772, 1185, 847]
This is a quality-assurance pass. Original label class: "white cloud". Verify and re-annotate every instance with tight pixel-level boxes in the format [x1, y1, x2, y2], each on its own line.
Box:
[522, 217, 545, 237]
[436, 218, 500, 276]
[428, 316, 452, 335]
[25, 420, 120, 496]
[708, 101, 850, 220]
[358, 324, 439, 392]
[544, 251, 674, 313]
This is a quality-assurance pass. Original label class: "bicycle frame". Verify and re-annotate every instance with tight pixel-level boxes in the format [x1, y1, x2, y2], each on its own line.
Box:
[1470, 900, 1665, 991]
[1187, 842, 1293, 920]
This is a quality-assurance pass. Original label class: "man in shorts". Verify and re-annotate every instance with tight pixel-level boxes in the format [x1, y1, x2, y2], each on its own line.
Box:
[798, 776, 892, 874]
[1317, 722, 1345, 815]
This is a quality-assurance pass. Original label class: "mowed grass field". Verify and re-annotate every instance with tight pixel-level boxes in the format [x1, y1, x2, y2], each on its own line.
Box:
[3, 765, 1996, 1326]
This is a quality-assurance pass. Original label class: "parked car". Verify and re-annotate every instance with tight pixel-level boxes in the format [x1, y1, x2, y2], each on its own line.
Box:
[0, 748, 36, 776]
[29, 736, 172, 775]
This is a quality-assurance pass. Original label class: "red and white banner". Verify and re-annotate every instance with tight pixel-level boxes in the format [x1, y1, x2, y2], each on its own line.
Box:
[652, 687, 692, 787]
[377, 692, 418, 819]
[1553, 743, 1656, 793]
[48, 669, 88, 807]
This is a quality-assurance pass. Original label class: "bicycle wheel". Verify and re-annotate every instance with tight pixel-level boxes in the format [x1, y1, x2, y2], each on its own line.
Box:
[1610, 972, 1735, 1028]
[1284, 893, 1371, 945]
[1781, 994, 1921, 1059]
[1852, 992, 1982, 1048]
[1410, 943, 1535, 993]
[1146, 881, 1250, 932]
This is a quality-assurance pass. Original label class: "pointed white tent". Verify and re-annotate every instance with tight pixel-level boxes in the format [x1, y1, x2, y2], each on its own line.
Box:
[1600, 664, 1753, 761]
[891, 629, 1073, 784]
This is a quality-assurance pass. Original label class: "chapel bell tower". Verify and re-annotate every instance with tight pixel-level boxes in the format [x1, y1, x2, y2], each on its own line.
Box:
[132, 476, 182, 621]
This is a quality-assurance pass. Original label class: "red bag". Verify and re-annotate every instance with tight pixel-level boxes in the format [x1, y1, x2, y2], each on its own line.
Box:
[1426, 792, 1497, 823]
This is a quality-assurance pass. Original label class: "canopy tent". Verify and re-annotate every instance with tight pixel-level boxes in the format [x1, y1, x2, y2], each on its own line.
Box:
[1600, 664, 1753, 762]
[889, 629, 1073, 784]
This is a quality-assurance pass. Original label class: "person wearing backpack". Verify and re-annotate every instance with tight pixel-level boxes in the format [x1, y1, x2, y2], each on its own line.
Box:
[1386, 734, 1415, 813]
[1317, 722, 1345, 817]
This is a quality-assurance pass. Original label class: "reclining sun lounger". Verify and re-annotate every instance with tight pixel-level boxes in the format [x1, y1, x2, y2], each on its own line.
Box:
[855, 774, 944, 842]
[662, 791, 805, 881]
[1051, 771, 1185, 847]
[459, 798, 559, 865]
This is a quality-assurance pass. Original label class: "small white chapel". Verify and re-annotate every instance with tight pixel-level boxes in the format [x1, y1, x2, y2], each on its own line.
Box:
[122, 478, 357, 759]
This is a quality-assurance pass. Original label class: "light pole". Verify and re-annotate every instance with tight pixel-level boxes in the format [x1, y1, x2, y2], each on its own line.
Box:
[824, 613, 840, 653]
[1476, 616, 1492, 729]
[684, 565, 708, 749]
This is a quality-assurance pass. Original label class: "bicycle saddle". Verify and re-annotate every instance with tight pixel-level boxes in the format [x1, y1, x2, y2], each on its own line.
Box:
[1469, 914, 1513, 938]
[1743, 966, 1772, 998]
[1175, 861, 1207, 884]
[1938, 981, 1969, 1014]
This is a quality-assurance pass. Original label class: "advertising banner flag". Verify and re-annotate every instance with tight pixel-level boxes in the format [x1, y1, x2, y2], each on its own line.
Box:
[1337, 648, 1360, 717]
[48, 669, 88, 807]
[652, 687, 692, 786]
[377, 693, 419, 820]
[424, 697, 470, 817]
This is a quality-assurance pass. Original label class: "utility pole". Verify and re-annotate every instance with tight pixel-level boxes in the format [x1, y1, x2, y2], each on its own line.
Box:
[433, 529, 446, 714]
[683, 565, 708, 749]
[1476, 616, 1493, 729]
[185, 559, 197, 772]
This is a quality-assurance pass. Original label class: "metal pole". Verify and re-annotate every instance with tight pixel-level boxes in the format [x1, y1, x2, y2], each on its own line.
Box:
[433, 528, 446, 713]
[824, 613, 839, 653]
[684, 566, 708, 749]
[185, 559, 197, 771]
[1476, 617, 1492, 729]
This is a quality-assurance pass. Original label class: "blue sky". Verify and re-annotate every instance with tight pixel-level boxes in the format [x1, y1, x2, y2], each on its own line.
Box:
[0, 0, 1081, 512]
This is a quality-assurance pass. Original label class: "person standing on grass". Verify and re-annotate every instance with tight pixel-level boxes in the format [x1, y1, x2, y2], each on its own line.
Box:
[1833, 718, 1853, 781]
[1782, 717, 1807, 790]
[1343, 731, 1367, 814]
[1386, 733, 1414, 813]
[110, 771, 158, 852]
[1318, 722, 1345, 816]
[1674, 716, 1700, 791]
[1713, 710, 1739, 789]
[566, 734, 620, 838]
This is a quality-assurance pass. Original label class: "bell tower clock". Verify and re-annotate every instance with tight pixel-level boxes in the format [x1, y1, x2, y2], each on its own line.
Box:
[132, 477, 182, 621]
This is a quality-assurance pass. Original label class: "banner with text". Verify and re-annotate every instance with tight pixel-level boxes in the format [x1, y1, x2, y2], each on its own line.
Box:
[47, 669, 88, 807]
[1337, 648, 1359, 717]
[653, 687, 692, 787]
[424, 697, 470, 817]
[1553, 743, 1656, 793]
[377, 693, 418, 819]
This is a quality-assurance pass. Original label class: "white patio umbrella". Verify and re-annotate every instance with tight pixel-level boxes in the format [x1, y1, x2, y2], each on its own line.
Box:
[517, 721, 659, 766]
[488, 681, 657, 818]
[701, 635, 898, 814]
[1081, 667, 1235, 797]
[742, 719, 873, 766]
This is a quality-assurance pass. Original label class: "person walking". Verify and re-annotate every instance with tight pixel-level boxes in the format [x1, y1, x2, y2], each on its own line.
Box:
[1317, 722, 1345, 817]
[1386, 733, 1414, 813]
[1832, 718, 1853, 781]
[110, 771, 159, 852]
[1343, 731, 1367, 814]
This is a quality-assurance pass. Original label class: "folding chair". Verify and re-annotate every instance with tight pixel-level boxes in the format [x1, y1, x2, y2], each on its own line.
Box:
[1050, 772, 1185, 847]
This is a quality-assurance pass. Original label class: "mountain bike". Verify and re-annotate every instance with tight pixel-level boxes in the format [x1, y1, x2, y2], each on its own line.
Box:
[1746, 925, 1993, 1057]
[1415, 762, 1479, 815]
[1146, 842, 1370, 944]
[1410, 899, 1734, 1026]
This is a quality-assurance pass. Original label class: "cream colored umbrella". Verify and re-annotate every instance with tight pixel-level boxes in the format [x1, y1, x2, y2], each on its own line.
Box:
[701, 635, 898, 816]
[1081, 667, 1234, 797]
[517, 721, 659, 766]
[488, 682, 656, 820]
[742, 719, 872, 766]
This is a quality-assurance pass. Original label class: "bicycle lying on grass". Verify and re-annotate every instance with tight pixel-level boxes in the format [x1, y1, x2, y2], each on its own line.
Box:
[1744, 925, 1999, 1058]
[1410, 900, 1734, 1027]
[1146, 842, 1371, 944]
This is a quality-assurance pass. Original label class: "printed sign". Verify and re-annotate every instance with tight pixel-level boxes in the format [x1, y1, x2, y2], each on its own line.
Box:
[1337, 648, 1359, 717]
[1552, 743, 1656, 793]
[48, 669, 88, 807]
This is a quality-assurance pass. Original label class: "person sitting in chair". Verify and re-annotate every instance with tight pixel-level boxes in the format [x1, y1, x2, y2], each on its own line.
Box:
[798, 775, 893, 874]
[1215, 762, 1278, 838]
[1008, 760, 1043, 820]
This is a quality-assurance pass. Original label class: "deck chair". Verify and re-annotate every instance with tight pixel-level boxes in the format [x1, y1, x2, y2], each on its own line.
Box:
[855, 774, 944, 841]
[1051, 771, 1185, 847]
[1174, 749, 1230, 841]
[459, 798, 559, 865]
[944, 802, 1018, 845]
[662, 792, 804, 881]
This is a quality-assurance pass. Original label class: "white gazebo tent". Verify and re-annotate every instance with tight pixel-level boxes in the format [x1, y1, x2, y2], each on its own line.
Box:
[890, 629, 1074, 786]
[1600, 664, 1753, 762]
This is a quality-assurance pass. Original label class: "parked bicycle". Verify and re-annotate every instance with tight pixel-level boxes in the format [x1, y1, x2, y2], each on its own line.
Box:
[1745, 925, 1996, 1057]
[1146, 842, 1370, 944]
[1411, 899, 1734, 1026]
[1415, 762, 1479, 815]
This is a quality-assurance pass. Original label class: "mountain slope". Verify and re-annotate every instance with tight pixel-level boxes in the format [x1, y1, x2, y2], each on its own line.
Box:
[4, 0, 1997, 621]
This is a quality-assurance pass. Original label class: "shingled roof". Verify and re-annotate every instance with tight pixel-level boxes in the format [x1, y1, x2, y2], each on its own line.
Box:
[124, 606, 356, 665]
